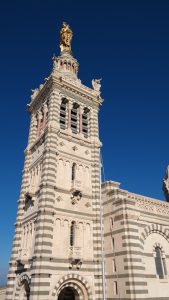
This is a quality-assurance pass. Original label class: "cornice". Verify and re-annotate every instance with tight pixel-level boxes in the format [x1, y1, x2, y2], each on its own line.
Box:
[52, 74, 103, 105]
[27, 79, 53, 113]
[27, 73, 103, 113]
[128, 192, 165, 205]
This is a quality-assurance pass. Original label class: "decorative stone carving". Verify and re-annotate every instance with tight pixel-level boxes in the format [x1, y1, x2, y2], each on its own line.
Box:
[31, 83, 44, 101]
[72, 145, 78, 151]
[24, 193, 35, 211]
[18, 274, 31, 287]
[39, 84, 44, 90]
[31, 88, 39, 100]
[69, 246, 83, 269]
[56, 196, 63, 202]
[135, 196, 169, 215]
[52, 56, 59, 71]
[92, 79, 102, 92]
[85, 150, 89, 155]
[163, 165, 169, 202]
[71, 190, 82, 205]
[85, 202, 91, 208]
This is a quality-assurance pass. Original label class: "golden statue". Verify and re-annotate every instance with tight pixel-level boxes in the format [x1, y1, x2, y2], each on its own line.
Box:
[60, 22, 73, 53]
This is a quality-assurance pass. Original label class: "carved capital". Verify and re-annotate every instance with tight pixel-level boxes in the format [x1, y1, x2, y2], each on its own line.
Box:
[37, 111, 43, 120]
[43, 103, 48, 113]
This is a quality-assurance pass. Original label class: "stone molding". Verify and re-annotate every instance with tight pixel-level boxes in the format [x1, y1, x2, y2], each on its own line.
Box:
[134, 195, 169, 216]
[51, 274, 93, 300]
[140, 223, 169, 245]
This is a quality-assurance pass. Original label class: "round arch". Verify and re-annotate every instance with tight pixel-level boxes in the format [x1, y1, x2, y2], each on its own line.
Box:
[52, 274, 93, 300]
[57, 283, 82, 300]
[140, 224, 169, 246]
[15, 273, 31, 300]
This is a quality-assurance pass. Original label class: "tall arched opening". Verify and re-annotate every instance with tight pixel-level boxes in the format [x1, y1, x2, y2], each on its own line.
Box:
[58, 287, 79, 300]
[19, 279, 30, 300]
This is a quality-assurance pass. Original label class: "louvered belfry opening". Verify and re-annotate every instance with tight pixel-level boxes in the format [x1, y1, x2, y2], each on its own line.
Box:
[60, 98, 68, 129]
[71, 103, 79, 134]
[82, 107, 90, 138]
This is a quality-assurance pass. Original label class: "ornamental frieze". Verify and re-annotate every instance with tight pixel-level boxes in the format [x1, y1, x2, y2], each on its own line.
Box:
[135, 197, 169, 215]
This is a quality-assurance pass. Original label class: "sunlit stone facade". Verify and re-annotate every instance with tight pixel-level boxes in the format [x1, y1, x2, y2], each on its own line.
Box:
[103, 181, 169, 300]
[5, 23, 103, 300]
[5, 24, 169, 300]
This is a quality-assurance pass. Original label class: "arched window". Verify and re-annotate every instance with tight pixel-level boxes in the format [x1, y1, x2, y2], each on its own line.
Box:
[60, 99, 68, 129]
[72, 163, 76, 181]
[19, 280, 30, 300]
[113, 281, 118, 295]
[70, 221, 75, 246]
[154, 246, 167, 279]
[64, 61, 67, 70]
[82, 108, 90, 138]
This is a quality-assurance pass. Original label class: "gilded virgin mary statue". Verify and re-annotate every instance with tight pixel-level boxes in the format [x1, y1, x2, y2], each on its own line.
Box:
[60, 22, 73, 53]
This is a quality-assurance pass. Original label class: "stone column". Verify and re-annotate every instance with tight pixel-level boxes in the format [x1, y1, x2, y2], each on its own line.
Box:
[79, 106, 83, 134]
[23, 226, 26, 249]
[67, 102, 73, 131]
[88, 108, 91, 138]
[75, 223, 80, 247]
[27, 113, 37, 147]
[37, 111, 43, 137]
[42, 103, 48, 129]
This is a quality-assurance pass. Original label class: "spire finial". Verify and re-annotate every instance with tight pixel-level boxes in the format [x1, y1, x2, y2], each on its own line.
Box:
[60, 22, 73, 53]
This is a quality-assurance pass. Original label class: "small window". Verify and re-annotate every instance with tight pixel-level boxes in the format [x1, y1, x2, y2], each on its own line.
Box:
[113, 281, 118, 295]
[154, 247, 167, 279]
[72, 163, 76, 181]
[112, 258, 116, 272]
[110, 217, 114, 229]
[111, 236, 115, 251]
[70, 221, 75, 246]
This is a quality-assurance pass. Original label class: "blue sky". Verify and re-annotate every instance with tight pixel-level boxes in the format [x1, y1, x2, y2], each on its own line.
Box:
[0, 0, 169, 286]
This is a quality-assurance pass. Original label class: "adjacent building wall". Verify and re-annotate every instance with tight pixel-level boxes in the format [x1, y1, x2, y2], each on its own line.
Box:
[102, 181, 169, 300]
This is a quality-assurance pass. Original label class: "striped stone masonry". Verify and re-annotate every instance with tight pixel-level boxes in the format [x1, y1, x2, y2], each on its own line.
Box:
[6, 47, 104, 300]
[102, 181, 169, 300]
[7, 25, 169, 300]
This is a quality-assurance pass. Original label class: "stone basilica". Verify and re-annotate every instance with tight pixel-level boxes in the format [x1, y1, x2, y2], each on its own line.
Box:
[5, 23, 169, 300]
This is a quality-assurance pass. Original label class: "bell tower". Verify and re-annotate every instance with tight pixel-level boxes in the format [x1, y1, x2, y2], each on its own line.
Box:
[6, 23, 103, 300]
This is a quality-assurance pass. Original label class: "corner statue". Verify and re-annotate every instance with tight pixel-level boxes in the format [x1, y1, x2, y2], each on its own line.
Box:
[60, 22, 73, 53]
[92, 78, 102, 92]
[163, 165, 169, 202]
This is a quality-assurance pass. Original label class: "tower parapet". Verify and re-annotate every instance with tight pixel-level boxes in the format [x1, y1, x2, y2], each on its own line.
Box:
[52, 51, 79, 79]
